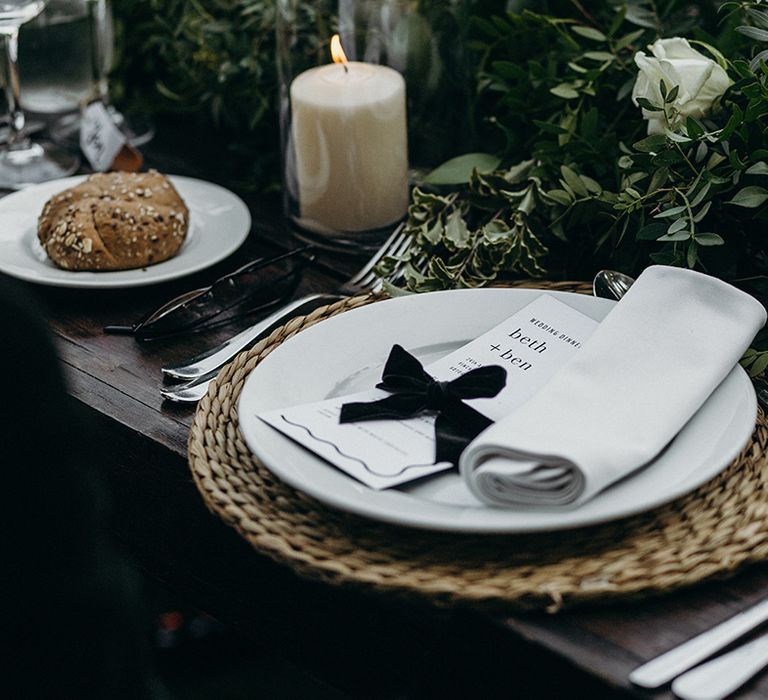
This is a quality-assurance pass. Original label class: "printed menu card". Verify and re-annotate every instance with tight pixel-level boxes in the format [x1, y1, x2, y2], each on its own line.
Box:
[259, 295, 599, 489]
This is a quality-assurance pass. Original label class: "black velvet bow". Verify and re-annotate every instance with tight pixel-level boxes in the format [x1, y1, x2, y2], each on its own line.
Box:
[339, 344, 507, 465]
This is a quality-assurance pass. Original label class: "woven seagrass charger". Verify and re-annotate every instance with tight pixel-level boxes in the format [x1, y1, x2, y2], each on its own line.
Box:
[188, 280, 768, 612]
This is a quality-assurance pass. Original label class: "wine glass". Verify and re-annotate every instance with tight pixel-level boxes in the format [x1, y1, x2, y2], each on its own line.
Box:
[18, 0, 95, 114]
[50, 0, 154, 148]
[0, 0, 79, 187]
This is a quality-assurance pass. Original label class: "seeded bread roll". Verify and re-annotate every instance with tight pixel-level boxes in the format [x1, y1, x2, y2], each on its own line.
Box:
[37, 170, 189, 271]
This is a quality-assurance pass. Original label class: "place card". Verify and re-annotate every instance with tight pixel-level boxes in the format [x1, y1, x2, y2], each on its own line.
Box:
[80, 100, 143, 172]
[259, 295, 599, 489]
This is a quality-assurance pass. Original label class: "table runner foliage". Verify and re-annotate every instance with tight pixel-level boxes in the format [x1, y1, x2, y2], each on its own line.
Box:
[112, 0, 768, 370]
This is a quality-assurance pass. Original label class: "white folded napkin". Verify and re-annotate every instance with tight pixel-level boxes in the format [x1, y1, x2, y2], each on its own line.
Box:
[459, 266, 767, 508]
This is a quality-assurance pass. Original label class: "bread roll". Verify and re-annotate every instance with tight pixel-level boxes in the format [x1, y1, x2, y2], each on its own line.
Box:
[38, 170, 189, 271]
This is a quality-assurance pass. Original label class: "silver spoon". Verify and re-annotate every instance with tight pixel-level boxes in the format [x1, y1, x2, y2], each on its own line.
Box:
[593, 269, 635, 300]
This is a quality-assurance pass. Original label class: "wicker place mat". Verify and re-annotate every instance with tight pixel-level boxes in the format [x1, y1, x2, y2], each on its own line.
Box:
[188, 281, 768, 612]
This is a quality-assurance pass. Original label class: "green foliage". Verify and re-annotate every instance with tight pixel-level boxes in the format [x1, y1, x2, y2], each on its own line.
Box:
[422, 152, 501, 185]
[111, 0, 331, 187]
[396, 163, 550, 289]
[741, 347, 768, 376]
[110, 0, 768, 370]
[112, 0, 768, 310]
[384, 0, 768, 303]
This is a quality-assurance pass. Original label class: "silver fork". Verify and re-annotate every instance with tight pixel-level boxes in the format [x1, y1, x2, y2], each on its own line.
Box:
[161, 224, 417, 403]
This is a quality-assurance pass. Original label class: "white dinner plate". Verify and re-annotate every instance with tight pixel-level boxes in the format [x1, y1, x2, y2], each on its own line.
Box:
[238, 288, 757, 533]
[0, 175, 251, 288]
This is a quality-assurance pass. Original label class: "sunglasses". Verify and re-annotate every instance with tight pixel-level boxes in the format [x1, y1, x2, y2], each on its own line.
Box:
[104, 247, 311, 341]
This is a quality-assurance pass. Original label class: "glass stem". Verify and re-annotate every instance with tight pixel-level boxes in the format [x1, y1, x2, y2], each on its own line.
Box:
[88, 0, 110, 105]
[0, 26, 28, 148]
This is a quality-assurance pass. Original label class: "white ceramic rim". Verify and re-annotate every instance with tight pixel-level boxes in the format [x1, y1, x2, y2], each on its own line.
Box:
[238, 288, 757, 533]
[0, 174, 251, 288]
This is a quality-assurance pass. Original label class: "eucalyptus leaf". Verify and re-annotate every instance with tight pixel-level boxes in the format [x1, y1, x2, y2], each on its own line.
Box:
[423, 153, 502, 185]
[689, 181, 711, 208]
[657, 231, 691, 242]
[664, 129, 692, 143]
[580, 175, 602, 194]
[617, 77, 635, 102]
[543, 189, 573, 206]
[491, 60, 526, 80]
[750, 352, 768, 377]
[707, 152, 728, 170]
[667, 218, 689, 234]
[625, 5, 657, 28]
[634, 134, 667, 153]
[696, 232, 724, 246]
[665, 85, 680, 103]
[571, 25, 607, 41]
[560, 165, 588, 196]
[648, 167, 669, 192]
[583, 51, 614, 61]
[746, 7, 768, 31]
[746, 162, 768, 176]
[687, 241, 698, 268]
[726, 186, 768, 208]
[686, 117, 704, 139]
[550, 84, 579, 99]
[689, 40, 729, 70]
[719, 106, 743, 141]
[615, 29, 645, 50]
[750, 50, 768, 73]
[636, 97, 663, 112]
[533, 120, 569, 134]
[736, 25, 768, 43]
[693, 201, 712, 223]
[654, 205, 686, 219]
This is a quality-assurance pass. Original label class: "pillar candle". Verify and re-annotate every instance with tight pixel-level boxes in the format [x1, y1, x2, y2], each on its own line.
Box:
[290, 55, 408, 233]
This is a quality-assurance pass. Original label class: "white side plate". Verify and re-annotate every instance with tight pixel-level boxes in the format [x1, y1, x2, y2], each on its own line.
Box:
[0, 174, 251, 288]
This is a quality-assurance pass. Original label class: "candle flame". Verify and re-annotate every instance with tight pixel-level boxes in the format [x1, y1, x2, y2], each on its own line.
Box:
[330, 34, 349, 66]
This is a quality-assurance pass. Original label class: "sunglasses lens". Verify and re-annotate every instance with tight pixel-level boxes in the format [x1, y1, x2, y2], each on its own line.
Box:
[142, 288, 208, 326]
[134, 254, 304, 340]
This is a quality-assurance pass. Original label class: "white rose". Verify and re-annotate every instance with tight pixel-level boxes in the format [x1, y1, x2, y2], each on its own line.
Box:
[632, 37, 732, 134]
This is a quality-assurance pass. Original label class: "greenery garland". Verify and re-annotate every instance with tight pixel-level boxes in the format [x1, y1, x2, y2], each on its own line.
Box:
[111, 0, 332, 187]
[112, 1, 768, 371]
[377, 1, 768, 373]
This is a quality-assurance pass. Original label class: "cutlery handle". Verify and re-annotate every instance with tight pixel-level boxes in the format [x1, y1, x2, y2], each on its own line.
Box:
[629, 599, 768, 688]
[671, 633, 768, 700]
[161, 374, 215, 403]
[162, 293, 341, 380]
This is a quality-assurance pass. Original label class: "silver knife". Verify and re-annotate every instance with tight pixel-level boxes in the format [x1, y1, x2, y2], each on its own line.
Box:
[162, 293, 341, 381]
[672, 631, 768, 700]
[629, 598, 768, 689]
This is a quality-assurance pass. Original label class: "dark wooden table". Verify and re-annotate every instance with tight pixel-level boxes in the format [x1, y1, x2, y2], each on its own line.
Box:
[18, 135, 768, 699]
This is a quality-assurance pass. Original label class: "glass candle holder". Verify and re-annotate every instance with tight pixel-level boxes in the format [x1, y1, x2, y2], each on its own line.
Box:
[277, 0, 474, 251]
